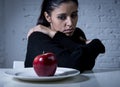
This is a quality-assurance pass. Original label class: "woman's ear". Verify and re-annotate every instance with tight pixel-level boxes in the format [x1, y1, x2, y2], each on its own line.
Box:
[44, 12, 51, 23]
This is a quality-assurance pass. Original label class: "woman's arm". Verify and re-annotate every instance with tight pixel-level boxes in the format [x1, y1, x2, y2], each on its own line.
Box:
[25, 31, 105, 72]
[25, 32, 80, 68]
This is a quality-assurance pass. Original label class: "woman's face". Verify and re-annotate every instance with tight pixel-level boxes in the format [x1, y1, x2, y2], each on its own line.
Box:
[45, 1, 78, 36]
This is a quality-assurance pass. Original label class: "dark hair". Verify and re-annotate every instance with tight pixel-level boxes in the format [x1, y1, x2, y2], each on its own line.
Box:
[36, 0, 78, 27]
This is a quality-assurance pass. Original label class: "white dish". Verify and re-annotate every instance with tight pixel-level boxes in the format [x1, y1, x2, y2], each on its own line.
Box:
[5, 67, 80, 81]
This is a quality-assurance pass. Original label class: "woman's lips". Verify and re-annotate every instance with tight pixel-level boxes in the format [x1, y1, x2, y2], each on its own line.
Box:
[63, 29, 74, 36]
[64, 29, 74, 33]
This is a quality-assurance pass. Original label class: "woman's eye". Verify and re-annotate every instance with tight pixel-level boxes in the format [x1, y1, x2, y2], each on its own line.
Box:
[57, 15, 66, 20]
[71, 13, 78, 18]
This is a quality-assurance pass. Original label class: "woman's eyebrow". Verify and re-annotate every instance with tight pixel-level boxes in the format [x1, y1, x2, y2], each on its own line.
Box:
[57, 10, 78, 15]
[57, 13, 66, 16]
[72, 10, 78, 13]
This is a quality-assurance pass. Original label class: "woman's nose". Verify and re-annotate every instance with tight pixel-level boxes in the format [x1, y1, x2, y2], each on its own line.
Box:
[66, 17, 72, 27]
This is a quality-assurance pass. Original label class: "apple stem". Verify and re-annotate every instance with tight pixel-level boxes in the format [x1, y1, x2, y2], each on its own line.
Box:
[43, 51, 45, 54]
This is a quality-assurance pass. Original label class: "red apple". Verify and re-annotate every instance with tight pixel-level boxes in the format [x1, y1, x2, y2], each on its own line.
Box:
[33, 52, 57, 76]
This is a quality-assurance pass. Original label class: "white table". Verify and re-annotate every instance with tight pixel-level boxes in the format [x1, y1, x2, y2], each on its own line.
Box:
[0, 68, 120, 87]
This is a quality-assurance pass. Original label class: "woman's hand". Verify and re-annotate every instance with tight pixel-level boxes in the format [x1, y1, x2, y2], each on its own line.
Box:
[27, 25, 57, 38]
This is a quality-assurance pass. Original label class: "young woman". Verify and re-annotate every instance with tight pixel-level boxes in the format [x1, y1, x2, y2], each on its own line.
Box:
[25, 0, 105, 72]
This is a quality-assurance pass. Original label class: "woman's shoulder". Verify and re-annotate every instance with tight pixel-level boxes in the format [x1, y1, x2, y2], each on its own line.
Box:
[27, 31, 51, 44]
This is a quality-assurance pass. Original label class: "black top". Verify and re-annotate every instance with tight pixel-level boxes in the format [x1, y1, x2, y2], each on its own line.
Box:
[25, 28, 105, 72]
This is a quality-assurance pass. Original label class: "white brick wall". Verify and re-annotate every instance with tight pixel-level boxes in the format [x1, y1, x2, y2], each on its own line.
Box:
[0, 0, 5, 67]
[77, 0, 120, 68]
[0, 0, 120, 68]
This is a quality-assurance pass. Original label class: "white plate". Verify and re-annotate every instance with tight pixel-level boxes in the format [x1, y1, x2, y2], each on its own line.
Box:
[5, 67, 80, 81]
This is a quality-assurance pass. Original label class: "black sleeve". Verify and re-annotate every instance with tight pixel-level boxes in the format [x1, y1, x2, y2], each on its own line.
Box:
[53, 31, 105, 53]
[25, 32, 80, 68]
[25, 32, 105, 72]
[70, 28, 87, 44]
[75, 27, 87, 40]
[52, 31, 80, 49]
